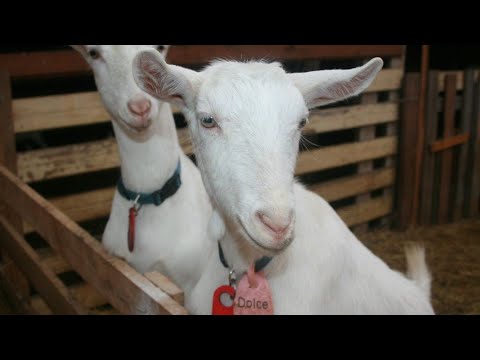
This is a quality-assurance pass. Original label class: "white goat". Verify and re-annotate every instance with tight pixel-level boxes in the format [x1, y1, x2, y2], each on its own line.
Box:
[133, 50, 434, 315]
[71, 45, 214, 302]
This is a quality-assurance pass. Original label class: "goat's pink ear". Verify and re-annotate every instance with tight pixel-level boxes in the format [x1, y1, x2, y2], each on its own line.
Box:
[289, 57, 384, 109]
[133, 49, 198, 108]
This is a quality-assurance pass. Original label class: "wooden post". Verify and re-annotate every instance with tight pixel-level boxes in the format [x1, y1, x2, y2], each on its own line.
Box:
[412, 45, 430, 226]
[380, 54, 404, 229]
[419, 71, 439, 225]
[469, 80, 480, 216]
[437, 75, 457, 224]
[396, 73, 420, 229]
[0, 69, 30, 307]
[454, 69, 475, 220]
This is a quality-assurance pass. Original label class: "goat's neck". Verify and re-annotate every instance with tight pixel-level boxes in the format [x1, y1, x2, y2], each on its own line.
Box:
[113, 103, 181, 194]
[213, 210, 275, 273]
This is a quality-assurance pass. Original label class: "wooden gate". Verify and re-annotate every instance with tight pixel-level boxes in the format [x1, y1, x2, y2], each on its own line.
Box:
[397, 69, 480, 228]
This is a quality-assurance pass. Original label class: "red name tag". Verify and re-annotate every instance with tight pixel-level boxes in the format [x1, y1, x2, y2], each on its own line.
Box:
[128, 207, 136, 252]
[212, 285, 235, 315]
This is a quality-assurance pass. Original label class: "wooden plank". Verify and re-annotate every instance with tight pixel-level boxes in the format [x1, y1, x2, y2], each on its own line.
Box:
[69, 283, 109, 309]
[169, 45, 404, 66]
[303, 103, 398, 135]
[0, 69, 31, 300]
[353, 90, 378, 234]
[17, 119, 400, 184]
[89, 307, 120, 315]
[396, 73, 420, 229]
[296, 136, 397, 176]
[454, 69, 475, 220]
[437, 74, 457, 224]
[0, 50, 91, 79]
[0, 71, 18, 173]
[1, 46, 404, 79]
[29, 259, 111, 310]
[419, 71, 440, 225]
[367, 70, 403, 92]
[0, 263, 34, 314]
[469, 81, 480, 216]
[30, 295, 53, 315]
[0, 165, 187, 315]
[437, 70, 480, 92]
[144, 272, 184, 306]
[380, 123, 397, 229]
[23, 186, 115, 234]
[0, 215, 85, 314]
[430, 133, 470, 153]
[338, 196, 393, 227]
[37, 248, 71, 274]
[13, 92, 110, 133]
[412, 46, 430, 227]
[17, 128, 190, 184]
[48, 187, 114, 224]
[380, 57, 403, 229]
[12, 70, 401, 134]
[309, 167, 395, 202]
[17, 138, 119, 183]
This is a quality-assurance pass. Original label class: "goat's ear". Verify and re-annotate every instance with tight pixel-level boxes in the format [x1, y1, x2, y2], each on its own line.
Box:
[159, 45, 171, 57]
[70, 45, 87, 56]
[133, 49, 199, 108]
[289, 57, 384, 109]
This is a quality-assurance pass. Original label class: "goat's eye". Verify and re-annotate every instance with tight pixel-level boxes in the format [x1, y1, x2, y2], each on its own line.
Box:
[89, 49, 100, 60]
[200, 116, 217, 129]
[156, 45, 166, 52]
[299, 118, 308, 129]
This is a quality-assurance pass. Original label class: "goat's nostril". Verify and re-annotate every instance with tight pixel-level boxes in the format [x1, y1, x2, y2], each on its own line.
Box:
[256, 211, 293, 235]
[128, 99, 152, 116]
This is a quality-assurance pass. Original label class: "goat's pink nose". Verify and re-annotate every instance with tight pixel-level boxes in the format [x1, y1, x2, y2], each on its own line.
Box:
[128, 98, 152, 117]
[256, 211, 293, 237]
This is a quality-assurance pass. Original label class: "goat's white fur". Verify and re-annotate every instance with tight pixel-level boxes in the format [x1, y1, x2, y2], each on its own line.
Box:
[72, 45, 214, 307]
[133, 50, 434, 315]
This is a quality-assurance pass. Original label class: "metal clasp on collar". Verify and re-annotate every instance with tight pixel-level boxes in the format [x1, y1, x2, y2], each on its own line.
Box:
[132, 194, 142, 214]
[228, 269, 237, 288]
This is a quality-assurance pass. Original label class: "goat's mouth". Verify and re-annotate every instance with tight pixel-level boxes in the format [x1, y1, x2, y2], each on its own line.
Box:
[237, 217, 293, 255]
[119, 118, 152, 133]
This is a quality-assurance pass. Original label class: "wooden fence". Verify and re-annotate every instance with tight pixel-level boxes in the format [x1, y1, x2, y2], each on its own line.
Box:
[397, 69, 480, 228]
[0, 45, 405, 313]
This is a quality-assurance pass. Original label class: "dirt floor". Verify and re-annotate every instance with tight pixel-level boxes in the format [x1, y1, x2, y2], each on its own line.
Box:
[0, 217, 479, 315]
[358, 217, 480, 315]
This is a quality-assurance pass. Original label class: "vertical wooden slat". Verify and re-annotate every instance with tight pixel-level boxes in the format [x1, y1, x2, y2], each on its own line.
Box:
[469, 80, 480, 216]
[437, 74, 457, 224]
[380, 56, 403, 228]
[419, 71, 439, 225]
[353, 56, 380, 234]
[353, 93, 377, 234]
[412, 45, 430, 226]
[454, 69, 475, 220]
[396, 73, 420, 229]
[0, 69, 30, 304]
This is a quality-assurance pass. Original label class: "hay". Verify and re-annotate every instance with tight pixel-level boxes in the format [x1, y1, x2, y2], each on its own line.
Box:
[358, 217, 480, 315]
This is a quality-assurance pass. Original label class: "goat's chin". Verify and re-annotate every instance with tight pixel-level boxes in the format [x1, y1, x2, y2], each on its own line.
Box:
[115, 118, 153, 135]
[236, 217, 294, 256]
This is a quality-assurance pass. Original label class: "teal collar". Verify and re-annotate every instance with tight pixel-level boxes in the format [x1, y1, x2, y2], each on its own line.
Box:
[117, 160, 182, 206]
